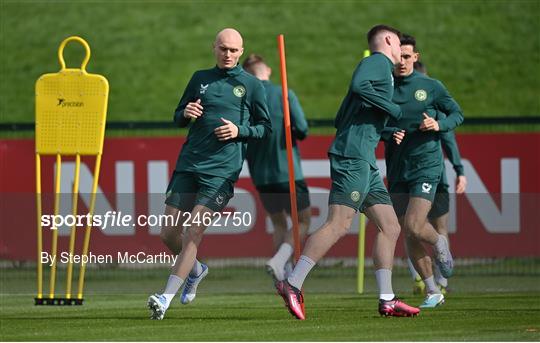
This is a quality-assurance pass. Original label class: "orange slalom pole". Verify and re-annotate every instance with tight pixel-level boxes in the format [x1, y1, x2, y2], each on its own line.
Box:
[277, 34, 301, 262]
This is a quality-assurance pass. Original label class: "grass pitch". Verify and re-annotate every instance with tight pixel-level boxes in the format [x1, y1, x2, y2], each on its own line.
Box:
[1, 293, 539, 341]
[1, 267, 539, 341]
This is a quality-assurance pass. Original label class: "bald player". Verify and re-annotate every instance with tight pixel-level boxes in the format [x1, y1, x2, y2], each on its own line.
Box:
[274, 25, 420, 320]
[147, 28, 271, 320]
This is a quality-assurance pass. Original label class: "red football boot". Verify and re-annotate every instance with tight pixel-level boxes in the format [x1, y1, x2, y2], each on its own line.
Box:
[379, 297, 420, 317]
[275, 280, 305, 320]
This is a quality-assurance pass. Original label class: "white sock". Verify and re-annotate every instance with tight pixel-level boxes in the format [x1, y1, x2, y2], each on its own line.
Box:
[407, 258, 421, 281]
[270, 243, 293, 271]
[190, 259, 203, 277]
[423, 276, 441, 295]
[375, 269, 395, 301]
[434, 264, 448, 287]
[284, 261, 294, 278]
[287, 255, 315, 290]
[162, 274, 184, 307]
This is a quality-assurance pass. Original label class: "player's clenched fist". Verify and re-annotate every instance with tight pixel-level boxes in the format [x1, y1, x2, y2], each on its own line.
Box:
[393, 130, 405, 145]
[419, 112, 440, 131]
[456, 175, 467, 194]
[214, 118, 239, 141]
[184, 99, 203, 119]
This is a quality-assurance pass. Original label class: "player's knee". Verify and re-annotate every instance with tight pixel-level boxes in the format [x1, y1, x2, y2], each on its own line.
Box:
[327, 219, 350, 240]
[185, 226, 205, 245]
[383, 221, 401, 241]
[299, 213, 311, 229]
[272, 224, 288, 235]
[404, 217, 423, 239]
[160, 226, 179, 245]
[269, 211, 287, 227]
[431, 220, 448, 236]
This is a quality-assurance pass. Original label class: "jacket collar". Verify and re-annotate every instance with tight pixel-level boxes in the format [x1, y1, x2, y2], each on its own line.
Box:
[214, 64, 243, 77]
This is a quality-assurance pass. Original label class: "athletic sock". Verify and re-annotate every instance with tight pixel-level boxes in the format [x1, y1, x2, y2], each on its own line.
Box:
[423, 276, 441, 295]
[189, 259, 203, 277]
[287, 255, 315, 290]
[284, 260, 294, 278]
[434, 264, 448, 287]
[270, 243, 293, 271]
[407, 258, 421, 281]
[162, 274, 184, 307]
[375, 269, 395, 301]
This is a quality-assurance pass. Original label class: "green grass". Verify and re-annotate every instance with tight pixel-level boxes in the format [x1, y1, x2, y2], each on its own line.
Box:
[1, 293, 540, 341]
[1, 266, 540, 341]
[1, 0, 539, 126]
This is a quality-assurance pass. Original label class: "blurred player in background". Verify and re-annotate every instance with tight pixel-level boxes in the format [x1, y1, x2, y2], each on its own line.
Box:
[412, 60, 427, 74]
[408, 60, 467, 296]
[275, 25, 420, 320]
[384, 34, 464, 308]
[147, 28, 271, 320]
[242, 54, 311, 283]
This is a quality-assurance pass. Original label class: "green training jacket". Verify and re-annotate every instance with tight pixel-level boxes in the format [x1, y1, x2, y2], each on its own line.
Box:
[246, 80, 308, 186]
[328, 52, 402, 169]
[173, 65, 272, 181]
[384, 70, 464, 183]
[439, 111, 465, 187]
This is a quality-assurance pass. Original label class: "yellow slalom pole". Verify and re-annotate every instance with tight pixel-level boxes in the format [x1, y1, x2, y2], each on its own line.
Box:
[357, 214, 366, 294]
[36, 154, 43, 299]
[357, 49, 371, 295]
[65, 154, 81, 299]
[49, 154, 62, 298]
[77, 154, 102, 299]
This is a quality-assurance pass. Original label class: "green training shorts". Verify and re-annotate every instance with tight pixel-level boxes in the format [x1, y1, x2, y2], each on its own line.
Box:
[428, 180, 450, 218]
[165, 171, 234, 212]
[256, 180, 311, 214]
[328, 154, 392, 212]
[389, 179, 439, 217]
